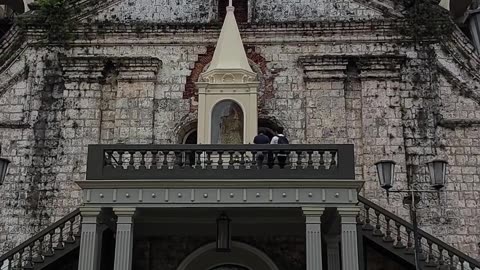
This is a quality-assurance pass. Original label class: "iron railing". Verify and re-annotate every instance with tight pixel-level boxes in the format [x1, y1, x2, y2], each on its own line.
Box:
[358, 196, 480, 270]
[0, 209, 81, 270]
[85, 144, 355, 180]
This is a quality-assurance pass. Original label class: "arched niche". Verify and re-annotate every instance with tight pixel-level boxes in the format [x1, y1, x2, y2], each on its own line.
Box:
[211, 100, 244, 144]
[176, 120, 198, 144]
[177, 241, 279, 270]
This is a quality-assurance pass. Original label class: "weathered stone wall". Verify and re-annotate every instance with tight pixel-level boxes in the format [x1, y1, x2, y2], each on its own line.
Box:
[0, 0, 480, 261]
[93, 0, 383, 23]
[95, 0, 214, 23]
[253, 0, 382, 22]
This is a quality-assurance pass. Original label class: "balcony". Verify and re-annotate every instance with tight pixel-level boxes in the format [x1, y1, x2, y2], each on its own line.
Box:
[85, 144, 355, 181]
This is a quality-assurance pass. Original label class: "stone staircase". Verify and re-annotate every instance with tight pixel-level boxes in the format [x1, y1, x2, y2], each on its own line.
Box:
[0, 209, 81, 270]
[1, 198, 480, 270]
[357, 196, 480, 270]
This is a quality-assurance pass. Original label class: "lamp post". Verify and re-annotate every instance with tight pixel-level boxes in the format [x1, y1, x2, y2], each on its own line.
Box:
[375, 159, 448, 270]
[0, 146, 11, 185]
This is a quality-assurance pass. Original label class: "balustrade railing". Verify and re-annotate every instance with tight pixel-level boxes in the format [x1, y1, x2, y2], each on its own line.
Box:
[86, 144, 355, 180]
[0, 209, 81, 270]
[358, 196, 480, 270]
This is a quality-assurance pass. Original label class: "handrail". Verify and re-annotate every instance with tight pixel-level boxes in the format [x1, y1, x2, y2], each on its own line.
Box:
[86, 144, 355, 180]
[358, 196, 480, 268]
[0, 209, 81, 268]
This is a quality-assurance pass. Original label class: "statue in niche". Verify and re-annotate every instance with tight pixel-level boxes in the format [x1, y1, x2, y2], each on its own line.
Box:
[219, 103, 243, 144]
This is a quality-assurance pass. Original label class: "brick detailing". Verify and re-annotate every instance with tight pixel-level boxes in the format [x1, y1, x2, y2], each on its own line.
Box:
[183, 46, 215, 101]
[184, 46, 273, 114]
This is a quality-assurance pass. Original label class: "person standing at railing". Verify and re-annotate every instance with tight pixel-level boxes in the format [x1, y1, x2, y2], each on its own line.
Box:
[270, 127, 289, 168]
[253, 129, 270, 168]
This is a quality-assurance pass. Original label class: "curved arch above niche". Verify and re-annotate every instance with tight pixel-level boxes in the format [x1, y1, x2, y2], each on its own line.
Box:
[177, 241, 280, 270]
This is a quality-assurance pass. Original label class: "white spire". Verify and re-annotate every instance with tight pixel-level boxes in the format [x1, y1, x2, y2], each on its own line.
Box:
[204, 0, 254, 74]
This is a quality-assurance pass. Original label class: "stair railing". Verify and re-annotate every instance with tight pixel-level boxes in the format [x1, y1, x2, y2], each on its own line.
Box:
[0, 209, 81, 270]
[358, 196, 480, 270]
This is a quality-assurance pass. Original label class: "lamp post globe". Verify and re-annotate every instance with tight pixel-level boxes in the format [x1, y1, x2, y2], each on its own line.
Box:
[375, 160, 396, 191]
[427, 159, 448, 190]
[0, 157, 11, 185]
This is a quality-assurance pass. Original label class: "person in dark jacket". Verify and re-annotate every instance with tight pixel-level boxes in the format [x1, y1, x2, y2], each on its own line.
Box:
[253, 129, 270, 167]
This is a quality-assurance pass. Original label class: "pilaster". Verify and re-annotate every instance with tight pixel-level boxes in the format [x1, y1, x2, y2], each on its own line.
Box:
[78, 207, 101, 270]
[325, 234, 341, 270]
[113, 208, 136, 270]
[338, 207, 361, 270]
[303, 207, 325, 270]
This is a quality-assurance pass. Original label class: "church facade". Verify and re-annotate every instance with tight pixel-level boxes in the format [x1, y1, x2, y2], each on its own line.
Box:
[1, 0, 480, 269]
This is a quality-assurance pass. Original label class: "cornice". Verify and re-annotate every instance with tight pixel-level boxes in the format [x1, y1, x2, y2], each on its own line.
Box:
[298, 55, 406, 81]
[59, 56, 162, 82]
[440, 30, 480, 82]
[75, 179, 364, 189]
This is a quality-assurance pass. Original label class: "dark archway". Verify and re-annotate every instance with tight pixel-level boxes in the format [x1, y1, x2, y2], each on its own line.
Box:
[258, 118, 281, 140]
[184, 130, 197, 144]
[177, 121, 198, 165]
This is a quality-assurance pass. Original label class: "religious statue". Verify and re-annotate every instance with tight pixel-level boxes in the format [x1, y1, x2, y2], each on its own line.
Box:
[219, 105, 243, 144]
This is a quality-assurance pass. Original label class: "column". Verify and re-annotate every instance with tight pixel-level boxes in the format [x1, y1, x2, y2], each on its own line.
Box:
[78, 207, 101, 270]
[113, 208, 136, 270]
[302, 207, 324, 270]
[325, 235, 341, 270]
[339, 207, 361, 270]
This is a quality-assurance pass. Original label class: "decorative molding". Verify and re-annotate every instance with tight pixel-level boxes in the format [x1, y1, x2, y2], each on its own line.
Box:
[298, 55, 405, 82]
[437, 119, 480, 129]
[0, 67, 28, 97]
[80, 187, 359, 205]
[134, 216, 302, 224]
[76, 179, 364, 189]
[0, 121, 30, 129]
[59, 56, 162, 82]
[436, 61, 480, 106]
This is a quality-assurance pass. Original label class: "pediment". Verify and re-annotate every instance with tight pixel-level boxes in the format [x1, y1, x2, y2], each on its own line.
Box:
[85, 0, 403, 24]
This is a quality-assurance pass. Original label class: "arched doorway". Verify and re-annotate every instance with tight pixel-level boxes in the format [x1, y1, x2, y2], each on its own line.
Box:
[177, 241, 279, 270]
[258, 118, 282, 141]
[183, 129, 197, 144]
[209, 264, 250, 270]
[176, 120, 198, 165]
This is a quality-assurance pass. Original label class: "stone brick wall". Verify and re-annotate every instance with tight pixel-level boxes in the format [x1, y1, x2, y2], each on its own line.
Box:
[253, 0, 382, 22]
[93, 0, 383, 23]
[1, 0, 480, 261]
[95, 0, 214, 23]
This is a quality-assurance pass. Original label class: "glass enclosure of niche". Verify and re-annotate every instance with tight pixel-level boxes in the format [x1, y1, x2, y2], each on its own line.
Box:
[211, 100, 244, 144]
